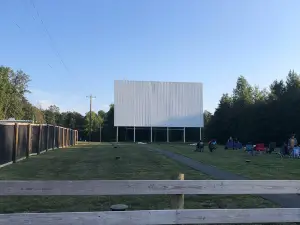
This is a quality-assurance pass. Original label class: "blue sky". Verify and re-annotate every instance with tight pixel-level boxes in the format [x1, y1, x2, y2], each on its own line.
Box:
[1, 0, 300, 115]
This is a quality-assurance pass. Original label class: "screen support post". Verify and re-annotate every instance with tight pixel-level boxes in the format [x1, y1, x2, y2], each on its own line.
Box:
[116, 126, 119, 142]
[200, 127, 202, 140]
[167, 127, 169, 142]
[133, 126, 136, 142]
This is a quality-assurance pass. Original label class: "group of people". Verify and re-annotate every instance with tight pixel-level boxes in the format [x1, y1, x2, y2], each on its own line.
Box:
[195, 139, 217, 152]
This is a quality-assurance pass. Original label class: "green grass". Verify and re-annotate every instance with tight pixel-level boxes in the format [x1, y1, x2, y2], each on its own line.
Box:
[152, 143, 300, 179]
[0, 143, 274, 214]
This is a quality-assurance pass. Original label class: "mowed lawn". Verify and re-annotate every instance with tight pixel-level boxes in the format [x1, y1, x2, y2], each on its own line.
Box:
[0, 143, 274, 214]
[154, 143, 300, 179]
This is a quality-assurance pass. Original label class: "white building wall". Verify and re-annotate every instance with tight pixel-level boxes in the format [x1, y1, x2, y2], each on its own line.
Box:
[114, 80, 203, 127]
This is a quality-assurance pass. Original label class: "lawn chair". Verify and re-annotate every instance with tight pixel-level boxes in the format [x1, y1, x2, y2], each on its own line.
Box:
[245, 143, 254, 156]
[255, 143, 265, 154]
[267, 142, 276, 154]
[291, 147, 300, 158]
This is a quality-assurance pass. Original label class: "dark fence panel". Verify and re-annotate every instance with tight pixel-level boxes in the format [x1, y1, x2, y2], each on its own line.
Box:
[55, 127, 59, 148]
[49, 126, 54, 149]
[17, 125, 28, 159]
[70, 130, 73, 145]
[0, 124, 14, 165]
[31, 126, 40, 154]
[59, 128, 63, 148]
[64, 129, 67, 146]
[41, 126, 47, 151]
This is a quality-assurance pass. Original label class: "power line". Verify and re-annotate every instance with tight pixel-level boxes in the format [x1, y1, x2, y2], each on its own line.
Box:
[29, 0, 71, 75]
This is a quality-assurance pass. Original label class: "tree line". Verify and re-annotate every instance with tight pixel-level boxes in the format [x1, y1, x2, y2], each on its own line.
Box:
[2, 65, 299, 144]
[205, 70, 300, 145]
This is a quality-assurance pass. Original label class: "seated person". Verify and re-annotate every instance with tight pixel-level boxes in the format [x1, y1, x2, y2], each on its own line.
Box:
[267, 142, 276, 154]
[245, 142, 254, 155]
[281, 142, 289, 156]
[195, 140, 204, 152]
[208, 139, 217, 152]
[288, 134, 298, 151]
[225, 137, 233, 150]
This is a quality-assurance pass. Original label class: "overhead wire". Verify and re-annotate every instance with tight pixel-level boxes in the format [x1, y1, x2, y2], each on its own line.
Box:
[29, 0, 71, 75]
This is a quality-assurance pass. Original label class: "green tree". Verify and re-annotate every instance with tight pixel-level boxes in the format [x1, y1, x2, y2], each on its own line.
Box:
[44, 105, 60, 125]
[84, 111, 102, 132]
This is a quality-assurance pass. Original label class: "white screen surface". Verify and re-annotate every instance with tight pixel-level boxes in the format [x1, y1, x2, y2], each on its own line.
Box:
[114, 80, 203, 127]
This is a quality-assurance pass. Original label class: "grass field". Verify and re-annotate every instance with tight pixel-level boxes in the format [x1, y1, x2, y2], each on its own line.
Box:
[153, 143, 300, 179]
[0, 143, 274, 214]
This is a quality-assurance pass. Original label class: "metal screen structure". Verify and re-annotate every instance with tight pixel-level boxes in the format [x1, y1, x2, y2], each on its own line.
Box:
[114, 80, 204, 142]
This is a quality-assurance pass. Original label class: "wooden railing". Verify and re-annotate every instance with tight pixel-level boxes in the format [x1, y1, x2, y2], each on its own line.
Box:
[1, 176, 300, 224]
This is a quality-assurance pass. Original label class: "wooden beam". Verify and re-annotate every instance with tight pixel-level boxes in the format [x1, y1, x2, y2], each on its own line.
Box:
[1, 208, 300, 225]
[26, 124, 32, 158]
[171, 173, 184, 209]
[1, 180, 300, 196]
[12, 123, 19, 163]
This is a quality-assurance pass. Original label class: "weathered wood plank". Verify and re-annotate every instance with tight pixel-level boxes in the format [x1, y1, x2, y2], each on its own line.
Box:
[1, 208, 300, 225]
[171, 173, 184, 209]
[1, 180, 300, 196]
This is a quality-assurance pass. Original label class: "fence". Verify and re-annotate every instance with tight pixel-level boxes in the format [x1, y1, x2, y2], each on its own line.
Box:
[0, 123, 78, 167]
[1, 173, 300, 224]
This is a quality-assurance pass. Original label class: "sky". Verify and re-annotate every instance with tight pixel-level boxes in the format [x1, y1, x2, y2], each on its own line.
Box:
[1, 0, 300, 115]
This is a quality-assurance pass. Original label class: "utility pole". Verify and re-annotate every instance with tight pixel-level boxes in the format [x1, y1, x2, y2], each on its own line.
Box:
[86, 95, 96, 142]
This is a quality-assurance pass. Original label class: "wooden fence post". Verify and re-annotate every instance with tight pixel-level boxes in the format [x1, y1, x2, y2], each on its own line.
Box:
[52, 126, 56, 150]
[13, 123, 19, 163]
[26, 124, 32, 158]
[37, 124, 42, 155]
[171, 173, 184, 209]
[46, 125, 49, 151]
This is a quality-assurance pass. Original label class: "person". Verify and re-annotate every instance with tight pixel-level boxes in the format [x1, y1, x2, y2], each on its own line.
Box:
[288, 134, 298, 153]
[195, 140, 204, 152]
[225, 137, 233, 150]
[280, 142, 290, 157]
[208, 139, 217, 152]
